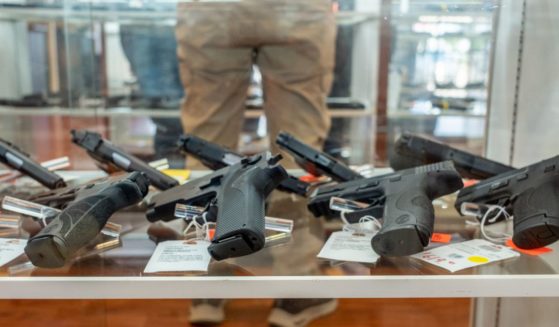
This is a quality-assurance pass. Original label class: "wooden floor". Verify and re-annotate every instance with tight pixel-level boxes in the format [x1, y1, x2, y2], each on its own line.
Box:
[0, 298, 470, 327]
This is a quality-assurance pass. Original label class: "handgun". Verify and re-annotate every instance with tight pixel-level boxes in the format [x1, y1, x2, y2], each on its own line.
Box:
[390, 132, 514, 180]
[71, 130, 178, 190]
[276, 131, 363, 182]
[25, 172, 149, 268]
[0, 138, 66, 189]
[146, 152, 288, 261]
[308, 161, 463, 256]
[27, 175, 122, 209]
[455, 155, 559, 249]
[178, 134, 310, 196]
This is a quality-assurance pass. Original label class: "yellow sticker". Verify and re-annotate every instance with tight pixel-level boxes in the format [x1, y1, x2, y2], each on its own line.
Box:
[468, 256, 489, 264]
[162, 169, 191, 183]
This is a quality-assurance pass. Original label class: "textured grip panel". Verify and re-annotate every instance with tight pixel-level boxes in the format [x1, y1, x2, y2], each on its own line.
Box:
[25, 173, 148, 268]
[413, 161, 455, 174]
[209, 159, 286, 261]
[372, 189, 434, 257]
[210, 180, 266, 261]
[218, 188, 264, 236]
[512, 182, 559, 249]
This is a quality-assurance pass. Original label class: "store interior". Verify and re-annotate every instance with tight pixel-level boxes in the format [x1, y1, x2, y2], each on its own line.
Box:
[0, 0, 493, 168]
[0, 0, 558, 326]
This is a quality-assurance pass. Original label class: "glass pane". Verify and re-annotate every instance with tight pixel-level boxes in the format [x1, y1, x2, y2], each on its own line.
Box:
[382, 0, 495, 165]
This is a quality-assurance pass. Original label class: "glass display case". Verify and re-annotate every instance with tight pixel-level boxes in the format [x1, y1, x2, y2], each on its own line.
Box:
[1, 1, 559, 327]
[379, 0, 495, 164]
[0, 0, 381, 167]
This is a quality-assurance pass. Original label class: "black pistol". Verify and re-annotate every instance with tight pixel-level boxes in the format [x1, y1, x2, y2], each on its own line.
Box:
[71, 129, 178, 190]
[146, 152, 288, 260]
[276, 131, 363, 182]
[456, 155, 559, 249]
[179, 134, 309, 196]
[25, 172, 149, 268]
[308, 161, 463, 257]
[390, 132, 514, 180]
[0, 138, 66, 189]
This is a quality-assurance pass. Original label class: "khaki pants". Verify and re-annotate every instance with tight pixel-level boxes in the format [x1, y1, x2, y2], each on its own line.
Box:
[176, 0, 336, 169]
[176, 0, 336, 276]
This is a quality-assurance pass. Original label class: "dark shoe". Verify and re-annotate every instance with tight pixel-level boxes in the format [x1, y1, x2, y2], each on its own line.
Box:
[190, 299, 226, 325]
[268, 299, 338, 327]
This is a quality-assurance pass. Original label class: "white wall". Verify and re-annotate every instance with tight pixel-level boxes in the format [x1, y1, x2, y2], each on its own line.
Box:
[486, 0, 559, 167]
[484, 0, 523, 165]
[497, 2, 559, 326]
[480, 1, 559, 327]
[509, 0, 559, 166]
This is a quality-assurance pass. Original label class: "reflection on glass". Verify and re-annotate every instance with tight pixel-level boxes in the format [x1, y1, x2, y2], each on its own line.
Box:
[386, 0, 495, 163]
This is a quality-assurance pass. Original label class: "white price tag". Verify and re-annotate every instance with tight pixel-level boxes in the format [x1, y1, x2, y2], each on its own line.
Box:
[412, 239, 520, 272]
[318, 231, 380, 264]
[144, 240, 211, 273]
[0, 238, 26, 267]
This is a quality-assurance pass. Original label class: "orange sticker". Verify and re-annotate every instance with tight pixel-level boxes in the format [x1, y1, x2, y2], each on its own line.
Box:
[300, 174, 321, 183]
[505, 239, 553, 256]
[463, 179, 480, 187]
[431, 233, 452, 243]
[207, 228, 216, 241]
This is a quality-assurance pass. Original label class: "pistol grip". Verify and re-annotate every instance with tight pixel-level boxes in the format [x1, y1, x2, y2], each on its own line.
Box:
[209, 165, 287, 261]
[25, 174, 148, 268]
[209, 184, 266, 261]
[512, 181, 559, 249]
[372, 189, 434, 257]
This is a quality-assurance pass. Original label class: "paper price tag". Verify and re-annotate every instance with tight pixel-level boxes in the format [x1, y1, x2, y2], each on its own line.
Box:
[0, 238, 26, 267]
[317, 231, 379, 264]
[144, 240, 211, 273]
[412, 239, 520, 272]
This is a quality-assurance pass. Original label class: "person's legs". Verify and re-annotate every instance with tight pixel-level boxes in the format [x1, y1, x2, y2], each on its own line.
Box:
[152, 25, 185, 100]
[120, 25, 160, 99]
[147, 25, 184, 167]
[176, 3, 253, 169]
[253, 2, 338, 326]
[175, 4, 253, 324]
[152, 118, 185, 168]
[120, 25, 185, 167]
[256, 0, 336, 168]
[254, 0, 336, 266]
[175, 1, 337, 325]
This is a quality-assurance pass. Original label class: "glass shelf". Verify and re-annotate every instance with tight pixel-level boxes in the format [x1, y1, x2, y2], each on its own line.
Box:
[0, 106, 373, 119]
[1, 171, 558, 299]
[0, 6, 378, 25]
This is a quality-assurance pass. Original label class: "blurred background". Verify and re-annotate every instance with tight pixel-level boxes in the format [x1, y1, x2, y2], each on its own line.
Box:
[0, 0, 498, 170]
